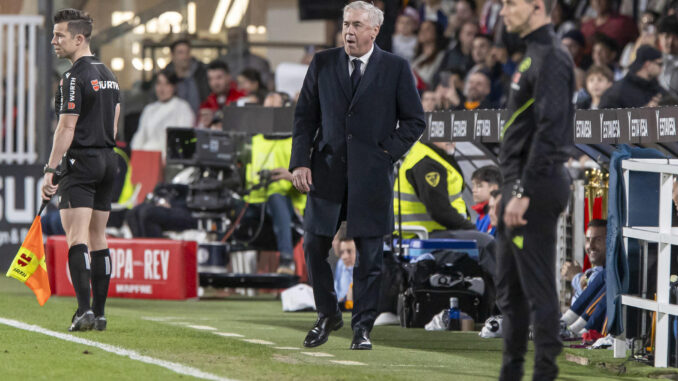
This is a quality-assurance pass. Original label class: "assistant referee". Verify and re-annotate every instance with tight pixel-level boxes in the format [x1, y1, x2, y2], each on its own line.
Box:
[42, 9, 120, 332]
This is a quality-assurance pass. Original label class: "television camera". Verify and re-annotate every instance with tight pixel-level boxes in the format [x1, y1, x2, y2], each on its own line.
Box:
[165, 127, 301, 288]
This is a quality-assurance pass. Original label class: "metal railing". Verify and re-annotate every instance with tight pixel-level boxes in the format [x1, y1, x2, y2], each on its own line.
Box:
[0, 15, 43, 164]
[615, 158, 678, 367]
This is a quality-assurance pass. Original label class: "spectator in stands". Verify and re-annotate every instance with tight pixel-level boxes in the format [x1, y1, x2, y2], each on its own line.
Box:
[220, 27, 273, 89]
[165, 39, 209, 114]
[459, 70, 493, 110]
[472, 35, 509, 106]
[200, 60, 245, 112]
[196, 105, 214, 129]
[471, 165, 502, 235]
[485, 43, 514, 107]
[591, 33, 623, 80]
[421, 90, 438, 112]
[418, 0, 448, 31]
[576, 65, 614, 110]
[619, 11, 659, 71]
[445, 0, 477, 42]
[562, 30, 590, 71]
[580, 0, 638, 50]
[392, 7, 419, 63]
[413, 20, 447, 89]
[561, 219, 607, 305]
[434, 69, 464, 109]
[562, 30, 589, 90]
[438, 21, 479, 78]
[263, 91, 291, 108]
[658, 16, 678, 98]
[237, 68, 268, 106]
[471, 34, 493, 67]
[479, 0, 502, 37]
[599, 45, 665, 109]
[552, 0, 577, 39]
[130, 70, 194, 160]
[334, 237, 356, 310]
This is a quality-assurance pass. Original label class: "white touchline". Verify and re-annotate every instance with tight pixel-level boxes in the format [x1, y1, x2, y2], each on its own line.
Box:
[0, 318, 236, 381]
[187, 325, 218, 331]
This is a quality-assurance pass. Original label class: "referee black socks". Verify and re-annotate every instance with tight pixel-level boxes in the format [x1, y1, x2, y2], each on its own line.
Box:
[90, 248, 111, 317]
[68, 244, 91, 315]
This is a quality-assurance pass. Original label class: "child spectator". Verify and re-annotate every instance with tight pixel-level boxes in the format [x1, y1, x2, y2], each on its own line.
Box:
[392, 8, 419, 63]
[470, 165, 502, 234]
[576, 65, 614, 109]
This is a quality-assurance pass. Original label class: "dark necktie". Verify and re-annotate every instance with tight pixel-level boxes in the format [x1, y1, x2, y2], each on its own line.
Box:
[351, 59, 362, 95]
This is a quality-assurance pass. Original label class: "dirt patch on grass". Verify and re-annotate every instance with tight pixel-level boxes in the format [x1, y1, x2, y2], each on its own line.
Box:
[273, 353, 300, 364]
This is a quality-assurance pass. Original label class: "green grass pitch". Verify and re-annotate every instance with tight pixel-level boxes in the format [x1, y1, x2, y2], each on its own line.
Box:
[0, 276, 676, 380]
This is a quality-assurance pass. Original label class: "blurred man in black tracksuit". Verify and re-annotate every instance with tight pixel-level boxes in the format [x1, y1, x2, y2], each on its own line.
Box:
[496, 0, 575, 379]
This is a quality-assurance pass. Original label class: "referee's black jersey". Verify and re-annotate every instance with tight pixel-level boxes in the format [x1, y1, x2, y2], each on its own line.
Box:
[56, 55, 119, 149]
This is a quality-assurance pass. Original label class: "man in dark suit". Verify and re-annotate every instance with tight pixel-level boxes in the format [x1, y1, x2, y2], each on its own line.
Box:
[290, 1, 425, 350]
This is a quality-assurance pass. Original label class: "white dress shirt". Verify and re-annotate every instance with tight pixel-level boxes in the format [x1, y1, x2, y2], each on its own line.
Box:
[348, 44, 374, 76]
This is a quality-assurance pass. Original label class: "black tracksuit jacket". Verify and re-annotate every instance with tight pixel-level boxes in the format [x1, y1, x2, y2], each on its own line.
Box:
[499, 24, 575, 195]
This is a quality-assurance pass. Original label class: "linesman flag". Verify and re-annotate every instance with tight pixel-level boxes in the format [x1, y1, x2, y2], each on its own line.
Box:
[5, 214, 51, 306]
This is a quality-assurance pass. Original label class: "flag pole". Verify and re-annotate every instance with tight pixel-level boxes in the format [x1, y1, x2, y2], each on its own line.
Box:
[37, 199, 49, 217]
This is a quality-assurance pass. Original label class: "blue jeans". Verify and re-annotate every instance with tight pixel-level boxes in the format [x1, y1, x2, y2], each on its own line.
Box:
[266, 193, 294, 261]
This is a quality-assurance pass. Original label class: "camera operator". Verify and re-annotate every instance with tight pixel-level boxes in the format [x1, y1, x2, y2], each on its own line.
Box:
[245, 133, 306, 275]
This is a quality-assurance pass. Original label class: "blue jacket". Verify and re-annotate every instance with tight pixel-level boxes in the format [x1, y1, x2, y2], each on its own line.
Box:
[606, 144, 665, 335]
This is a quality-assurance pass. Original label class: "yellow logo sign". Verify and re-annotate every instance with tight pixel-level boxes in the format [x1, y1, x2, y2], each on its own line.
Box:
[518, 57, 532, 73]
[425, 172, 440, 187]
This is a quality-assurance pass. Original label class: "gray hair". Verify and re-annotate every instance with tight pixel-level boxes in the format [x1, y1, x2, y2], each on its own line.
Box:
[343, 1, 384, 27]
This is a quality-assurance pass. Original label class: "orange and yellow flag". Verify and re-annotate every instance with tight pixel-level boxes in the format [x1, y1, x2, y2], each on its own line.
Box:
[5, 216, 51, 306]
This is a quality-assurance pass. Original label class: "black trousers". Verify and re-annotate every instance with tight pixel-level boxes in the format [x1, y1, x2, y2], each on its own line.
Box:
[304, 231, 383, 332]
[496, 167, 570, 381]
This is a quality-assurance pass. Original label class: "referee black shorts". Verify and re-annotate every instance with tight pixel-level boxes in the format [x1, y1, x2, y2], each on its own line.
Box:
[58, 148, 118, 211]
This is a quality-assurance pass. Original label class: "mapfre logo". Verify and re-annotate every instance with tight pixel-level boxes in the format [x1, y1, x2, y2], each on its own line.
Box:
[91, 79, 100, 91]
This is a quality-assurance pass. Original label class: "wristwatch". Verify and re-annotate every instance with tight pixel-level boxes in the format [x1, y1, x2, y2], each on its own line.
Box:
[43, 164, 56, 174]
[512, 181, 526, 199]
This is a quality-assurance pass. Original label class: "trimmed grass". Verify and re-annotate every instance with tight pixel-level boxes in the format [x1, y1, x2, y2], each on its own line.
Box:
[0, 276, 674, 380]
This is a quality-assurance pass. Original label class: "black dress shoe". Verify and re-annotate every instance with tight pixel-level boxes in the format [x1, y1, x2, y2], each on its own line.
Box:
[303, 313, 343, 348]
[350, 328, 372, 350]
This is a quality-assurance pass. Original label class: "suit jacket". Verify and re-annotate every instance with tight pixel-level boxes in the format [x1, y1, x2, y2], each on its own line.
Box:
[290, 45, 426, 237]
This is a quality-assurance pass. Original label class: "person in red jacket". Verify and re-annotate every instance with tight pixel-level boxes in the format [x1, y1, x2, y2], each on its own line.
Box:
[199, 60, 245, 111]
